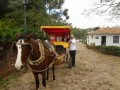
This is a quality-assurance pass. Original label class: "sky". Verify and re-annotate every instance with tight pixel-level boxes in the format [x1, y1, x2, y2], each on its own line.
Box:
[62, 0, 120, 29]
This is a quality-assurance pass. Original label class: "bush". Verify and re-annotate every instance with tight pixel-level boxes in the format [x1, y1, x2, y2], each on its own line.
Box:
[99, 46, 120, 56]
[86, 45, 120, 56]
[0, 19, 23, 41]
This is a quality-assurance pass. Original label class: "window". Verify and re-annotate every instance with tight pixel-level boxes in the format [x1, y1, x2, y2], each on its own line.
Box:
[113, 36, 119, 43]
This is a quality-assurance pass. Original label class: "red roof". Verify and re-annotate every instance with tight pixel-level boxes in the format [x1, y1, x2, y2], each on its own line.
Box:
[40, 26, 71, 36]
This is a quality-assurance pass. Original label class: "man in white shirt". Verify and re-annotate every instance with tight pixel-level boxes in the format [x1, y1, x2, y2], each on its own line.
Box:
[69, 34, 76, 67]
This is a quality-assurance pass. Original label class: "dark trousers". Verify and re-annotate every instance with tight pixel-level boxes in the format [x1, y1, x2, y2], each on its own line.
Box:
[69, 50, 76, 66]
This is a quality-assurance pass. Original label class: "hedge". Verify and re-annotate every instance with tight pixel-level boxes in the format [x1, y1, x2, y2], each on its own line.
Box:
[86, 45, 120, 56]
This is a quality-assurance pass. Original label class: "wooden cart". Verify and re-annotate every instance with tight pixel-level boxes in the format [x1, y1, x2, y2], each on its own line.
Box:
[41, 26, 72, 68]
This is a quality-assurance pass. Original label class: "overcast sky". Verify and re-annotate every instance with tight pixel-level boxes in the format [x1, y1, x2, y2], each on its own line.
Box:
[62, 0, 120, 28]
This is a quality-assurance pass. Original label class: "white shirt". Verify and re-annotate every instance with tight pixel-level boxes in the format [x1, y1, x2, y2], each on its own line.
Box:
[70, 38, 76, 50]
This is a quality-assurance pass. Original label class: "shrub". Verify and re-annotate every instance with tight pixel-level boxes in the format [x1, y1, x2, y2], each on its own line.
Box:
[99, 46, 120, 56]
[86, 45, 120, 56]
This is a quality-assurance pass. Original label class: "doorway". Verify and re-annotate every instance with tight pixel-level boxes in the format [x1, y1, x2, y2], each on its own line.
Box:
[101, 36, 106, 45]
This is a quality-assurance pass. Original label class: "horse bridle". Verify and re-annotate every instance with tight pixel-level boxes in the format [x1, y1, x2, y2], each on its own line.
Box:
[15, 42, 30, 45]
[13, 41, 33, 68]
[14, 39, 45, 64]
[14, 40, 57, 72]
[14, 41, 34, 54]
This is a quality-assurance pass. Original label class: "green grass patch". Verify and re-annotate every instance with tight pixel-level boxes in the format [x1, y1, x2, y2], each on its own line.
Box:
[0, 69, 28, 89]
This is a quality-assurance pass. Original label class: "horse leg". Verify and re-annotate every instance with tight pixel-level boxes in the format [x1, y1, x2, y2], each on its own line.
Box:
[52, 64, 55, 80]
[46, 68, 49, 80]
[33, 73, 39, 90]
[42, 72, 46, 88]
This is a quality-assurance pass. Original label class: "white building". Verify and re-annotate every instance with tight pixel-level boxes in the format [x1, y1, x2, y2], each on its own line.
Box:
[86, 27, 120, 46]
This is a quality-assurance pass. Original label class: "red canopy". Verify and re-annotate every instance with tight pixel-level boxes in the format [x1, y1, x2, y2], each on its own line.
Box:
[40, 26, 71, 36]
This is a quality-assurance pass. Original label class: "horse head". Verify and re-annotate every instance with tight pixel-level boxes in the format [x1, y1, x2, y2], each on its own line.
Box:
[15, 33, 33, 70]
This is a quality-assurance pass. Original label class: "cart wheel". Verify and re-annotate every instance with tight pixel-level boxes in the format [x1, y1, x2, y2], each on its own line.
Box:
[68, 56, 72, 69]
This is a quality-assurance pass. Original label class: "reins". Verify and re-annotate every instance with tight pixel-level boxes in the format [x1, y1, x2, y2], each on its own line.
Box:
[28, 39, 45, 65]
[27, 39, 57, 72]
[28, 55, 57, 72]
[15, 39, 58, 72]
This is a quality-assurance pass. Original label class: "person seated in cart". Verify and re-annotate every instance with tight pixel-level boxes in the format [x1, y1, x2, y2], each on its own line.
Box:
[61, 34, 70, 42]
[61, 34, 70, 55]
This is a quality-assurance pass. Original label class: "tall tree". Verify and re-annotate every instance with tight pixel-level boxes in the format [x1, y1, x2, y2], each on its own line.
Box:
[99, 0, 120, 19]
[45, 0, 69, 22]
[45, 0, 64, 14]
[6, 0, 49, 29]
[0, 0, 51, 39]
[84, 0, 120, 20]
[0, 0, 70, 40]
[0, 0, 9, 17]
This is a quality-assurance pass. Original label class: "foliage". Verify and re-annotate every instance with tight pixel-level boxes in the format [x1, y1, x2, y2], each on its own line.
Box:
[0, 19, 22, 40]
[100, 46, 120, 56]
[83, 0, 120, 21]
[0, 77, 7, 88]
[0, 0, 9, 17]
[46, 0, 69, 21]
[0, 0, 71, 41]
[0, 0, 85, 42]
[86, 44, 120, 56]
[99, 0, 120, 19]
[0, 69, 28, 88]
[93, 27, 100, 31]
[71, 28, 88, 41]
[0, 0, 103, 42]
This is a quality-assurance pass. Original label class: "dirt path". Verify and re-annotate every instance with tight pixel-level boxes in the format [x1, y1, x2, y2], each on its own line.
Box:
[1, 42, 120, 90]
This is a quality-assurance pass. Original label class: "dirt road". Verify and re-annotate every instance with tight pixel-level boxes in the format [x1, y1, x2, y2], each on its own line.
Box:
[1, 42, 120, 90]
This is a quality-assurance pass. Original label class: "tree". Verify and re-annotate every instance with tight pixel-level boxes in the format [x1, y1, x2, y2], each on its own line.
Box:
[45, 0, 69, 22]
[45, 0, 64, 14]
[0, 0, 70, 40]
[94, 0, 120, 19]
[0, 0, 50, 39]
[71, 28, 87, 40]
[94, 27, 100, 31]
[0, 0, 9, 17]
[84, 0, 120, 20]
[100, 0, 120, 19]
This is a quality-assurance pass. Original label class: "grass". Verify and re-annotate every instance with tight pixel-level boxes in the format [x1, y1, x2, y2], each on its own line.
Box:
[0, 69, 28, 89]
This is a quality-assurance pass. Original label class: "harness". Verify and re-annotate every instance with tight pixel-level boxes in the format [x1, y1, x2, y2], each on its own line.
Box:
[28, 39, 45, 65]
[15, 39, 58, 72]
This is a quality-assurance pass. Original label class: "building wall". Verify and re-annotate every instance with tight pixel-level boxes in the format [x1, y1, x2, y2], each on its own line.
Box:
[106, 35, 120, 46]
[86, 35, 101, 46]
[86, 34, 120, 46]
